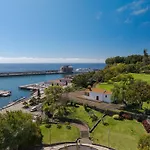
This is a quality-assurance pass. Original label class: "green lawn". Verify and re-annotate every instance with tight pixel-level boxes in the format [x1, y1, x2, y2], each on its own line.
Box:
[96, 83, 114, 91]
[91, 116, 147, 150]
[40, 124, 80, 144]
[69, 105, 103, 128]
[131, 73, 150, 84]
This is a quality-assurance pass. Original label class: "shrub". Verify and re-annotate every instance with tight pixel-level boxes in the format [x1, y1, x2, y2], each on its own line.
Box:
[90, 114, 98, 122]
[65, 122, 70, 126]
[113, 114, 121, 120]
[45, 124, 51, 128]
[144, 108, 150, 115]
[22, 101, 28, 105]
[23, 104, 29, 109]
[120, 113, 133, 120]
[137, 116, 144, 122]
[43, 117, 49, 124]
[57, 124, 62, 129]
[138, 135, 150, 150]
[66, 125, 71, 130]
[142, 120, 150, 133]
[84, 104, 90, 112]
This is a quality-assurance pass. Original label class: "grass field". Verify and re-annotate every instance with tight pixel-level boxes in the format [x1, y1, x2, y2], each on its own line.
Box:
[69, 105, 103, 128]
[40, 124, 80, 144]
[96, 83, 114, 91]
[131, 73, 150, 84]
[91, 116, 147, 150]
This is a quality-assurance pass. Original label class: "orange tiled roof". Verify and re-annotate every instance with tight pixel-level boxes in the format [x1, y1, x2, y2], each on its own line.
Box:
[85, 88, 112, 94]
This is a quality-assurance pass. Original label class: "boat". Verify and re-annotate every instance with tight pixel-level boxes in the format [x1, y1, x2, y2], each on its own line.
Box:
[75, 68, 94, 72]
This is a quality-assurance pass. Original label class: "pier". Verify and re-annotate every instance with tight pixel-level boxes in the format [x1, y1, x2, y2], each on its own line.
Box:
[0, 90, 11, 97]
[19, 78, 73, 91]
[0, 70, 66, 77]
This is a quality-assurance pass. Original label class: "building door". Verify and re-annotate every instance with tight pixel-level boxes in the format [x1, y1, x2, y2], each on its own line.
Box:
[96, 96, 99, 100]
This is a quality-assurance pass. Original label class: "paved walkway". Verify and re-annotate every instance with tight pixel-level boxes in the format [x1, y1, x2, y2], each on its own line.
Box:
[44, 143, 112, 150]
[71, 122, 92, 144]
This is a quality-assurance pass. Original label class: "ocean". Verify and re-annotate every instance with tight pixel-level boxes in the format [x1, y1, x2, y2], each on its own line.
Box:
[0, 63, 105, 108]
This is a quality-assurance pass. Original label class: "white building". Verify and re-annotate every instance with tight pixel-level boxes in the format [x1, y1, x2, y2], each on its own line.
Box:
[60, 65, 73, 73]
[84, 88, 112, 103]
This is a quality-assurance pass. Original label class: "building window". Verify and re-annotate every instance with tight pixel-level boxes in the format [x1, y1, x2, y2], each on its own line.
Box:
[96, 96, 99, 100]
[105, 95, 107, 98]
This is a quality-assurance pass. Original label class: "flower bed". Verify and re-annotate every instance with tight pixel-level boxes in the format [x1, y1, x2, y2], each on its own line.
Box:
[142, 120, 150, 133]
[119, 112, 133, 120]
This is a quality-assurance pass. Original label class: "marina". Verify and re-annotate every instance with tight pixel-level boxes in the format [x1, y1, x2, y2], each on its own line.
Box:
[19, 77, 73, 91]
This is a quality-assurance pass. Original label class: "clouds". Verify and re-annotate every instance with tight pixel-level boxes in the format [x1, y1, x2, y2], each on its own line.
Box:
[0, 57, 105, 63]
[132, 6, 149, 15]
[117, 0, 149, 15]
[117, 0, 149, 24]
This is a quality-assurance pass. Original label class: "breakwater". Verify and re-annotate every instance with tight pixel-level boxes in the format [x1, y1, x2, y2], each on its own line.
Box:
[0, 70, 65, 77]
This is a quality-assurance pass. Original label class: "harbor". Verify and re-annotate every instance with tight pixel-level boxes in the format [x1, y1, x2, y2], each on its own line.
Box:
[0, 64, 104, 108]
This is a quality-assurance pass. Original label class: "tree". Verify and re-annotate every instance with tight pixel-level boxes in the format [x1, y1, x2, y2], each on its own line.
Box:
[111, 79, 150, 108]
[111, 82, 127, 105]
[44, 85, 71, 118]
[143, 49, 149, 65]
[138, 135, 150, 150]
[126, 80, 150, 109]
[0, 111, 42, 150]
[72, 72, 95, 88]
[37, 89, 41, 98]
[92, 70, 104, 82]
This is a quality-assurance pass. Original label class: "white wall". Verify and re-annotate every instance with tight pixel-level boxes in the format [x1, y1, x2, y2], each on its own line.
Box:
[103, 94, 111, 103]
[84, 92, 111, 103]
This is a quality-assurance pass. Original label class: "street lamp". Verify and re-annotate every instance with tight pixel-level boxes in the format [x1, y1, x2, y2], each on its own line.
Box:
[108, 128, 110, 147]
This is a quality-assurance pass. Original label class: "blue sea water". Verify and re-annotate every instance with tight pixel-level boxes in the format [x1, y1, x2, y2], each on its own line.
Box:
[0, 63, 105, 108]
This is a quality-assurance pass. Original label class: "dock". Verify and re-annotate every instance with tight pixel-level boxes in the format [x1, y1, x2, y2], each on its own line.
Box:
[19, 78, 73, 91]
[0, 90, 11, 97]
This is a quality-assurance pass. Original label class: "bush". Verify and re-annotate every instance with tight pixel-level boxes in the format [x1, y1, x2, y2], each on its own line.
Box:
[22, 101, 28, 105]
[137, 116, 144, 122]
[142, 120, 150, 133]
[144, 108, 150, 115]
[113, 114, 121, 120]
[84, 104, 91, 112]
[22, 104, 29, 109]
[45, 124, 51, 128]
[65, 122, 70, 126]
[66, 125, 71, 130]
[120, 113, 133, 120]
[43, 117, 49, 124]
[90, 114, 98, 122]
[138, 135, 150, 150]
[57, 124, 62, 129]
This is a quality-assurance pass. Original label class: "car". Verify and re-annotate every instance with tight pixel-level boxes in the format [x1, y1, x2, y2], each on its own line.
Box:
[30, 106, 37, 112]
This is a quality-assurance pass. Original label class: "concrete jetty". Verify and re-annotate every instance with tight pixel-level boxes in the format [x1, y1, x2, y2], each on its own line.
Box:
[0, 70, 65, 77]
[0, 90, 11, 97]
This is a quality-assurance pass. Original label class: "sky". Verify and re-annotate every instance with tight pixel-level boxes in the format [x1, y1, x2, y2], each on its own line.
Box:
[0, 0, 150, 63]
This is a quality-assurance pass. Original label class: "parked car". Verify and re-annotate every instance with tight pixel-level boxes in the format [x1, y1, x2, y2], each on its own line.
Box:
[30, 106, 37, 112]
